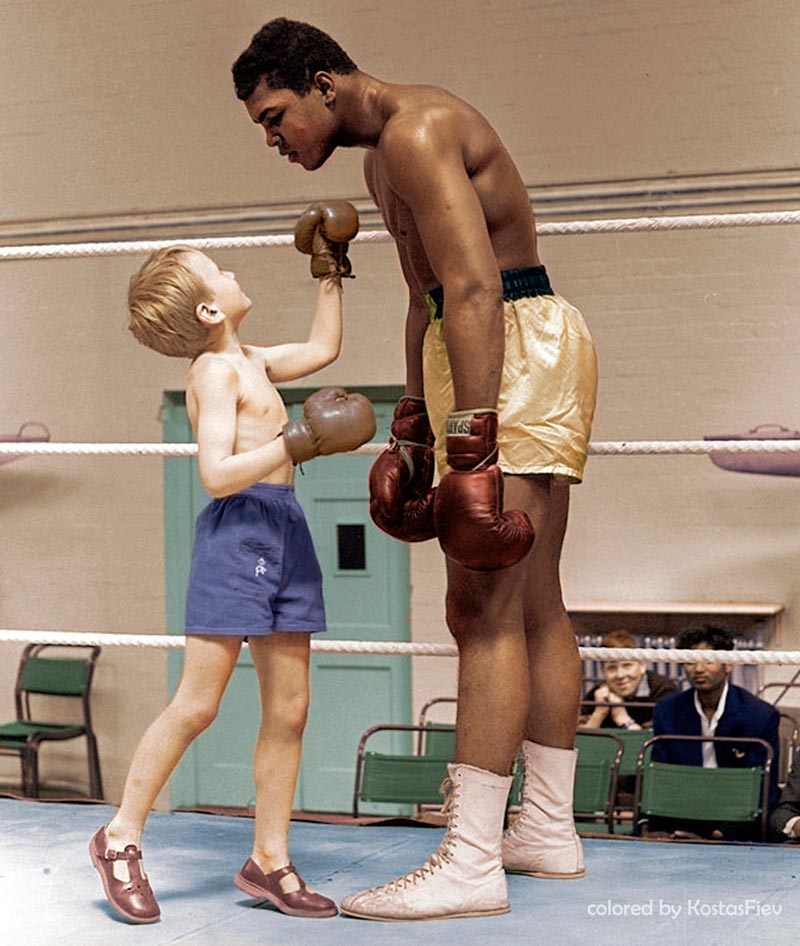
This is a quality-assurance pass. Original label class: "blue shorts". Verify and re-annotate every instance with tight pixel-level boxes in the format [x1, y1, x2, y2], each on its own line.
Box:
[185, 483, 326, 636]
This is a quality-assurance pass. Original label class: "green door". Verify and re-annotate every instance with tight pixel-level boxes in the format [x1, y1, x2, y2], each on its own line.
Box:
[161, 387, 411, 813]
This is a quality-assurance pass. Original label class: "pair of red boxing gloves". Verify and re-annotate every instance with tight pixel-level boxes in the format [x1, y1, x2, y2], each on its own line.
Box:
[369, 398, 534, 571]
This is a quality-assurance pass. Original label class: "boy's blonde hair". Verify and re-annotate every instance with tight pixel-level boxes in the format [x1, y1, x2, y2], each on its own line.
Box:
[128, 246, 212, 358]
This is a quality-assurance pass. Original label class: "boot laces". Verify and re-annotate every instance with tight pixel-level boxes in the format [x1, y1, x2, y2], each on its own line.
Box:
[377, 777, 460, 891]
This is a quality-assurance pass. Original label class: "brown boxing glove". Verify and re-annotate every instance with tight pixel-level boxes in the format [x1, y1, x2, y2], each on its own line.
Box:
[433, 409, 534, 570]
[283, 387, 376, 465]
[368, 397, 437, 543]
[294, 200, 359, 279]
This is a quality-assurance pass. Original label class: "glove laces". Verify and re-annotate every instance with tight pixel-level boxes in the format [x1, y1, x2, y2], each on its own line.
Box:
[388, 436, 433, 478]
[470, 444, 499, 472]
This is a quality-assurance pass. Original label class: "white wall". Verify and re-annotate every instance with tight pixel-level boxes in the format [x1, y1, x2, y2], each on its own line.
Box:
[1, 0, 798, 802]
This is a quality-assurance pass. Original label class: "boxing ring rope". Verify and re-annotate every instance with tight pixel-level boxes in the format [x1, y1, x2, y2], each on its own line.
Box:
[2, 439, 800, 459]
[1, 209, 799, 262]
[0, 628, 797, 666]
[2, 207, 799, 669]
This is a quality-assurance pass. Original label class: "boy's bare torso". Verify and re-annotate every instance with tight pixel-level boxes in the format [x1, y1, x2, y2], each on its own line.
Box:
[186, 347, 294, 486]
[362, 84, 540, 292]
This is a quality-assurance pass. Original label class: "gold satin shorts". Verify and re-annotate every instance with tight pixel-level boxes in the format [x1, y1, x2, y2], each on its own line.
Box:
[422, 279, 598, 483]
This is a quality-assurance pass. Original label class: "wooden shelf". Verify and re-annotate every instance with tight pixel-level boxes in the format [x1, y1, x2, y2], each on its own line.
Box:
[567, 601, 784, 644]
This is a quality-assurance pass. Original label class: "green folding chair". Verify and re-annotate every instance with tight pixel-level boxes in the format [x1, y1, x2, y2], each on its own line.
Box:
[616, 728, 654, 779]
[418, 703, 523, 809]
[632, 734, 773, 839]
[0, 643, 103, 798]
[420, 722, 456, 760]
[353, 721, 526, 818]
[353, 723, 454, 817]
[609, 727, 654, 832]
[574, 729, 624, 833]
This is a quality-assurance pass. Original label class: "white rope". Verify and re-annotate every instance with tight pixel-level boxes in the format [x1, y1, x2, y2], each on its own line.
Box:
[537, 209, 800, 235]
[578, 647, 795, 665]
[0, 442, 200, 458]
[0, 628, 797, 664]
[0, 628, 456, 656]
[2, 439, 800, 459]
[588, 440, 800, 456]
[2, 210, 799, 261]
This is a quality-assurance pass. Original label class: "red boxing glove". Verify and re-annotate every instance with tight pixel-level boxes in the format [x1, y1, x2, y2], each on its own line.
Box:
[368, 397, 436, 542]
[433, 410, 534, 570]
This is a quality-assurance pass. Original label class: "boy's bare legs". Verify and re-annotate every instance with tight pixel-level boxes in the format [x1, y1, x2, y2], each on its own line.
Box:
[247, 632, 311, 894]
[104, 635, 243, 881]
[232, 631, 336, 917]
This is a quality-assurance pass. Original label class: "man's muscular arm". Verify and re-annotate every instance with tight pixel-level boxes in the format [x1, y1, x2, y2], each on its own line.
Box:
[396, 245, 430, 398]
[379, 118, 504, 410]
[365, 150, 429, 398]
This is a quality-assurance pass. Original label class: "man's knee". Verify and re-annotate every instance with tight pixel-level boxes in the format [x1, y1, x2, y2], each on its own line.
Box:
[445, 586, 479, 633]
[445, 586, 525, 645]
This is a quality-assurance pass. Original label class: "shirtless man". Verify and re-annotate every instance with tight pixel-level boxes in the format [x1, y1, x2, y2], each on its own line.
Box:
[233, 18, 598, 921]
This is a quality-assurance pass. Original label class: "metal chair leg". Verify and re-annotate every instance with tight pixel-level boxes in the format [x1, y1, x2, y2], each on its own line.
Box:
[22, 744, 39, 797]
[87, 734, 104, 799]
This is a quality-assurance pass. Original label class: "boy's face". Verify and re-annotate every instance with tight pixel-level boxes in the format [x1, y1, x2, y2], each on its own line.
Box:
[244, 78, 337, 171]
[186, 252, 252, 323]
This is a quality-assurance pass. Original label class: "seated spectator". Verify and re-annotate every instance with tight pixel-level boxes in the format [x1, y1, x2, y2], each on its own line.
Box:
[768, 749, 800, 842]
[647, 624, 780, 840]
[581, 629, 676, 730]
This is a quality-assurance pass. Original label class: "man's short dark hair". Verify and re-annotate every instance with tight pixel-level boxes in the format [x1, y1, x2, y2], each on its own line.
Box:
[232, 18, 358, 100]
[676, 624, 735, 651]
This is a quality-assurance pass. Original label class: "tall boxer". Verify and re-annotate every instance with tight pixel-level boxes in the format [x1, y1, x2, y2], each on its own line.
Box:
[234, 20, 598, 920]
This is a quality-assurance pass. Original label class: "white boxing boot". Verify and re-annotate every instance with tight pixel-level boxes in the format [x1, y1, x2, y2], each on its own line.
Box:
[340, 763, 512, 921]
[502, 740, 585, 879]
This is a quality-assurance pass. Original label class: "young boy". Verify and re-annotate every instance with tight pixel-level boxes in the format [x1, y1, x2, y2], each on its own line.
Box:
[89, 200, 374, 923]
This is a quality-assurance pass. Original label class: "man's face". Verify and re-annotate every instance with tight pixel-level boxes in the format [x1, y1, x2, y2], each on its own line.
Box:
[602, 659, 645, 698]
[684, 642, 731, 693]
[245, 79, 336, 171]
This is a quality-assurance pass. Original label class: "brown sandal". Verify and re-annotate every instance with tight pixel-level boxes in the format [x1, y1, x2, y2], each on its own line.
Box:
[234, 858, 337, 918]
[89, 826, 160, 924]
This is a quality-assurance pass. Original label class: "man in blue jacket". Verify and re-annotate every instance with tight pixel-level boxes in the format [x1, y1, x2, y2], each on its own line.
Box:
[648, 624, 780, 839]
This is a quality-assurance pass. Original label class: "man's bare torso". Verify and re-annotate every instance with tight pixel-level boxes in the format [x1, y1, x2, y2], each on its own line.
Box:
[363, 84, 540, 293]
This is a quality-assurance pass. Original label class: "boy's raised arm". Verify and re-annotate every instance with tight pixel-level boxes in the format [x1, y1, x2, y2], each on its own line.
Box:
[257, 200, 357, 382]
[262, 275, 343, 382]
